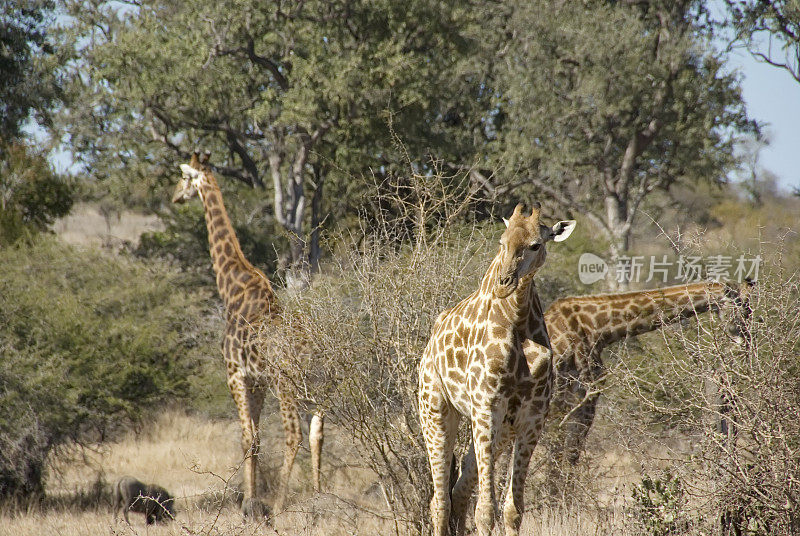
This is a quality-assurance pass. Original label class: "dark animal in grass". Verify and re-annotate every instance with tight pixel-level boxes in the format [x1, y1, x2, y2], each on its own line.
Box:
[113, 476, 175, 524]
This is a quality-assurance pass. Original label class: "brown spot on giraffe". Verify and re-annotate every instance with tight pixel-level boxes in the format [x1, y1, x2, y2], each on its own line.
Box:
[418, 202, 576, 536]
[171, 153, 324, 516]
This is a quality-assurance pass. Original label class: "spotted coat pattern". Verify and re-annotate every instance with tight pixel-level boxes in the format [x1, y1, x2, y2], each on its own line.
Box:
[449, 280, 752, 529]
[545, 280, 753, 465]
[172, 153, 323, 515]
[418, 204, 575, 536]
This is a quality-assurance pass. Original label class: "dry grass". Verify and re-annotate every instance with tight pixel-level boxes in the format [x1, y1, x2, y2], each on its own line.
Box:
[52, 202, 163, 248]
[0, 410, 402, 536]
[0, 410, 651, 535]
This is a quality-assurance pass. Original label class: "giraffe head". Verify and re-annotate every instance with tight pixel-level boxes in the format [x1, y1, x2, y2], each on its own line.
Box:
[172, 150, 212, 204]
[494, 203, 576, 298]
[719, 278, 756, 346]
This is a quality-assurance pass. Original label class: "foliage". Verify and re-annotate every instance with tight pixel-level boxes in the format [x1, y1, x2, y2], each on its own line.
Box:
[53, 0, 482, 271]
[724, 0, 800, 83]
[0, 238, 221, 500]
[0, 0, 61, 140]
[473, 0, 754, 267]
[0, 141, 73, 245]
[630, 472, 691, 536]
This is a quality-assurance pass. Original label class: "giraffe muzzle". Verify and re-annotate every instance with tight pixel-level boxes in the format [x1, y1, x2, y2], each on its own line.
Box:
[495, 272, 519, 299]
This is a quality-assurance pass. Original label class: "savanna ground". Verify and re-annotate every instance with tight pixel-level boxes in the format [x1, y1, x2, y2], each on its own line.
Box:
[0, 408, 661, 536]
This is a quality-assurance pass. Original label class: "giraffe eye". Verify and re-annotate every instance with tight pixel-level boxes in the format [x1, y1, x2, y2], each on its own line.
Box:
[530, 243, 541, 252]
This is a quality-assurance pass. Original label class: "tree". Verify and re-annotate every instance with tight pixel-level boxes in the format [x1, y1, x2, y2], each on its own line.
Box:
[0, 238, 216, 501]
[0, 141, 73, 245]
[472, 0, 753, 285]
[0, 0, 61, 140]
[54, 0, 480, 276]
[724, 0, 800, 83]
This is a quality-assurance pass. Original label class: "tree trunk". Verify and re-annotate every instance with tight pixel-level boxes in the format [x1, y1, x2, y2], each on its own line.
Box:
[604, 194, 632, 290]
[308, 163, 325, 274]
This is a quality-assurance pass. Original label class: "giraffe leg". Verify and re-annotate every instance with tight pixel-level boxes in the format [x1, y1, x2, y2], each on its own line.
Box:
[564, 390, 599, 466]
[274, 376, 301, 512]
[237, 381, 267, 518]
[502, 420, 543, 536]
[471, 402, 505, 536]
[419, 372, 459, 536]
[451, 442, 478, 536]
[309, 412, 324, 493]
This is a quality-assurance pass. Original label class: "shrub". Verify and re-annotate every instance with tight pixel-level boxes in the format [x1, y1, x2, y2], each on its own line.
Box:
[613, 251, 800, 535]
[629, 472, 691, 536]
[0, 237, 221, 502]
[263, 170, 582, 534]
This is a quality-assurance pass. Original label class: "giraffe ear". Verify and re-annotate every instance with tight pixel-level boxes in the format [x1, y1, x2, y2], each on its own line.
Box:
[549, 220, 576, 242]
[502, 217, 510, 228]
[180, 164, 201, 179]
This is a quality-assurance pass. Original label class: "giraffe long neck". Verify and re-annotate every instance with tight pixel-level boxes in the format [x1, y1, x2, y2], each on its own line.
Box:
[589, 282, 728, 345]
[479, 249, 540, 332]
[197, 177, 277, 318]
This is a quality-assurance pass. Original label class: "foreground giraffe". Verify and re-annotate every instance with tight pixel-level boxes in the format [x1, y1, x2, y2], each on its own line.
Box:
[172, 152, 323, 516]
[418, 203, 575, 536]
[449, 279, 754, 531]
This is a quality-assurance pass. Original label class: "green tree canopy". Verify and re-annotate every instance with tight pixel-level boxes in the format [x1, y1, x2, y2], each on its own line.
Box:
[0, 141, 73, 245]
[724, 0, 800, 83]
[0, 238, 217, 500]
[55, 0, 482, 274]
[0, 0, 61, 139]
[472, 0, 754, 276]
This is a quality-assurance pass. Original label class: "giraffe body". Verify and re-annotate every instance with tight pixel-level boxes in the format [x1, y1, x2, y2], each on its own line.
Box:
[418, 203, 575, 536]
[546, 279, 754, 465]
[172, 153, 322, 516]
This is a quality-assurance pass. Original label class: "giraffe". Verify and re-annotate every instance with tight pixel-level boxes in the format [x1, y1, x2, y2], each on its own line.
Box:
[417, 202, 576, 536]
[545, 279, 754, 467]
[171, 151, 323, 516]
[449, 279, 755, 530]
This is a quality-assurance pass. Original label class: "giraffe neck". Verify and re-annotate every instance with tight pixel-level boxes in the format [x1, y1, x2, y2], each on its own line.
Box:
[587, 281, 728, 344]
[197, 176, 277, 316]
[479, 249, 542, 334]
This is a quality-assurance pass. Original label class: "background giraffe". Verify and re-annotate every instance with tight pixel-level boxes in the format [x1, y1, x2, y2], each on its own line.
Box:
[546, 279, 754, 467]
[449, 279, 755, 530]
[418, 203, 575, 536]
[172, 151, 323, 516]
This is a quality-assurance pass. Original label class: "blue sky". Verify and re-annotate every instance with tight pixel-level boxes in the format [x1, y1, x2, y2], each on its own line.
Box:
[727, 46, 800, 192]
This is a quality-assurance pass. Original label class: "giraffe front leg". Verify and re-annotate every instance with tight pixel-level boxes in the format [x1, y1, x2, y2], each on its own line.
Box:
[451, 442, 478, 536]
[502, 412, 545, 536]
[418, 371, 459, 536]
[564, 390, 599, 466]
[274, 376, 301, 512]
[472, 404, 504, 536]
[309, 412, 324, 493]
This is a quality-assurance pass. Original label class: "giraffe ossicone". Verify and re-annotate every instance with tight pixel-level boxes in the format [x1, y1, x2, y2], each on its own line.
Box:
[418, 202, 575, 536]
[171, 151, 324, 517]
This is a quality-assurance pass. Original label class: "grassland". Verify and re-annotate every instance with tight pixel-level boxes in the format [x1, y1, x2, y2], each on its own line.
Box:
[0, 409, 652, 535]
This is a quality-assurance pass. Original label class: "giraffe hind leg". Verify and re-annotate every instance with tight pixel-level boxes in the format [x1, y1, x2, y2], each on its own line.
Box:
[239, 383, 269, 518]
[451, 442, 478, 536]
[309, 412, 324, 493]
[273, 378, 301, 512]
